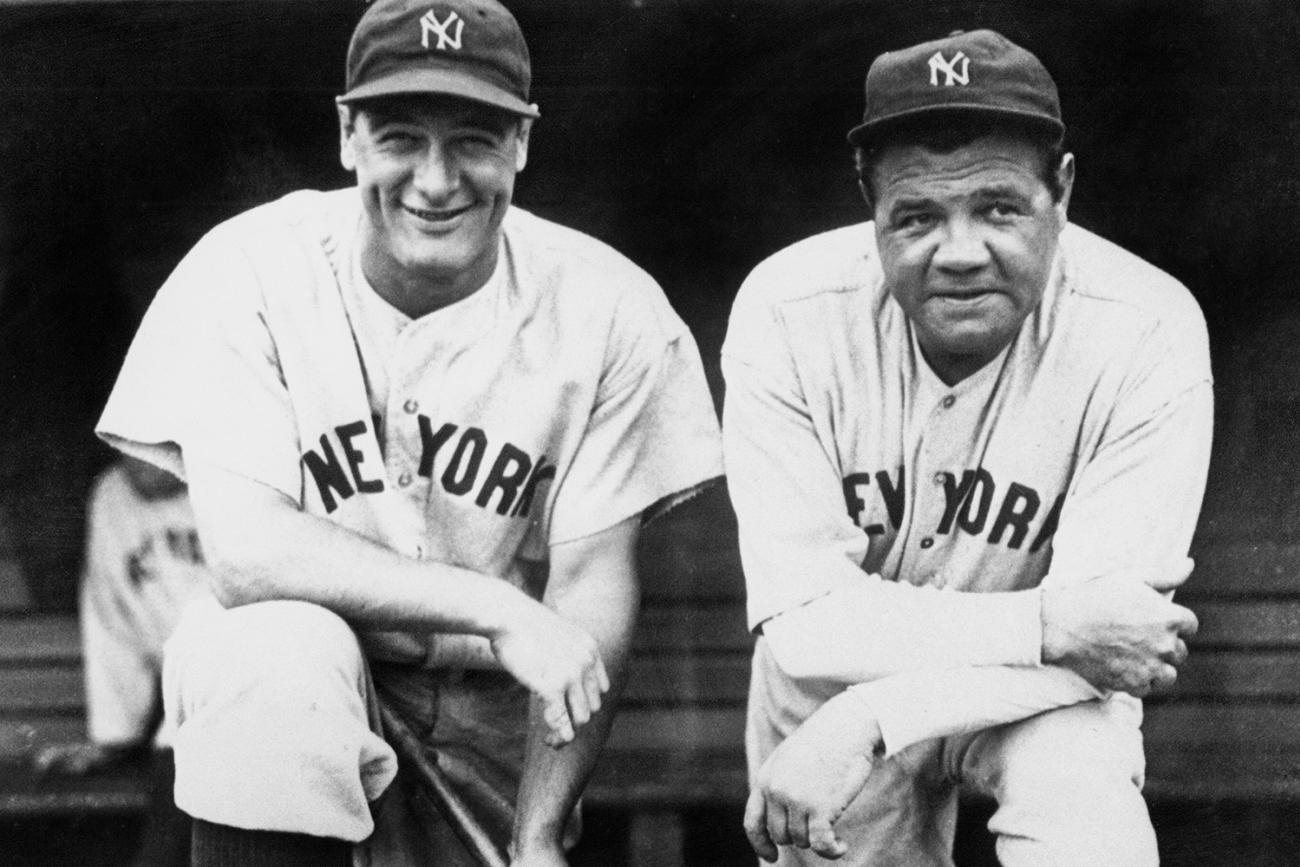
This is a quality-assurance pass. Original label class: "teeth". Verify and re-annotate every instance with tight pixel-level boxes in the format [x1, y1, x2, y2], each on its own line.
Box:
[406, 205, 466, 221]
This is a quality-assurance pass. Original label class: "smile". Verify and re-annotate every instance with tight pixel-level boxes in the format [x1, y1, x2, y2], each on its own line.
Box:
[932, 290, 999, 304]
[402, 202, 474, 224]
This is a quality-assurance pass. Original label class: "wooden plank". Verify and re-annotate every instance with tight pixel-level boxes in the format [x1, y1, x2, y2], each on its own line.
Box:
[1190, 601, 1300, 648]
[1169, 650, 1300, 700]
[634, 604, 753, 654]
[606, 708, 745, 753]
[587, 749, 747, 808]
[0, 716, 86, 761]
[0, 666, 83, 713]
[1145, 746, 1300, 801]
[0, 762, 151, 817]
[0, 616, 79, 665]
[1185, 540, 1300, 598]
[1144, 703, 1300, 750]
[622, 654, 750, 707]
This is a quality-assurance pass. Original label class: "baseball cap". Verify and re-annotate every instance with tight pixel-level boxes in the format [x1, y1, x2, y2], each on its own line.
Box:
[847, 30, 1062, 148]
[337, 0, 540, 118]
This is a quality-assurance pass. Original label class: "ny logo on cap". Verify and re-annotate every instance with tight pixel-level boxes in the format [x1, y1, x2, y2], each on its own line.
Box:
[420, 9, 464, 51]
[928, 50, 970, 86]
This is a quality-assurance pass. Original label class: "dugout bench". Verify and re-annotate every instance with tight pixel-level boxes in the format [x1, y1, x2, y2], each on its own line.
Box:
[3, 484, 1300, 865]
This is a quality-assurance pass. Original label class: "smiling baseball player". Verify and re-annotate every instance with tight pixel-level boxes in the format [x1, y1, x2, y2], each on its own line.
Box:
[95, 0, 722, 864]
[724, 30, 1211, 866]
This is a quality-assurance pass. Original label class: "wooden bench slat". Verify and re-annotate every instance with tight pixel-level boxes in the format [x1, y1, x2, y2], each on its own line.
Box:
[607, 708, 745, 752]
[0, 666, 83, 713]
[1144, 703, 1300, 749]
[1190, 601, 1300, 648]
[1186, 540, 1300, 597]
[622, 655, 750, 707]
[0, 716, 86, 761]
[1164, 650, 1300, 699]
[0, 616, 79, 664]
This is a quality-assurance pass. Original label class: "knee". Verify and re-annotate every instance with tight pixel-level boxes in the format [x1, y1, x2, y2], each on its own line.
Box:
[978, 705, 1156, 866]
[166, 600, 366, 716]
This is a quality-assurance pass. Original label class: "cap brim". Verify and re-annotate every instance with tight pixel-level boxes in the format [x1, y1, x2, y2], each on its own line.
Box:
[337, 68, 540, 118]
[847, 104, 1063, 147]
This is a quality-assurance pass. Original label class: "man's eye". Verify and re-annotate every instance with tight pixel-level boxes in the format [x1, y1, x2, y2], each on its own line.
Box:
[988, 202, 1022, 219]
[896, 212, 934, 230]
[377, 130, 417, 145]
[457, 134, 501, 150]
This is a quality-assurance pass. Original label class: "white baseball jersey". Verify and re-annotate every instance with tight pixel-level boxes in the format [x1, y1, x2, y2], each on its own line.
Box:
[80, 463, 210, 747]
[723, 221, 1213, 754]
[97, 188, 723, 657]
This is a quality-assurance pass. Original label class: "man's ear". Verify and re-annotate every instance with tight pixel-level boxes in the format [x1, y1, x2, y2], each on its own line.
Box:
[857, 177, 874, 210]
[338, 103, 357, 172]
[1055, 152, 1075, 223]
[514, 116, 535, 173]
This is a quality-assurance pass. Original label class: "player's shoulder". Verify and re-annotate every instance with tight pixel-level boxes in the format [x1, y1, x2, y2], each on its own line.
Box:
[204, 188, 356, 254]
[503, 206, 686, 337]
[1060, 223, 1204, 333]
[729, 221, 883, 332]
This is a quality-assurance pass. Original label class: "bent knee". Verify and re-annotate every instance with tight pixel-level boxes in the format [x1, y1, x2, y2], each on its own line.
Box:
[167, 599, 365, 702]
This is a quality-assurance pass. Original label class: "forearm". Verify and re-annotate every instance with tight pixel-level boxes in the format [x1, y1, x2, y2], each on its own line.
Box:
[761, 580, 1044, 683]
[187, 460, 539, 638]
[513, 520, 639, 853]
[845, 664, 1102, 757]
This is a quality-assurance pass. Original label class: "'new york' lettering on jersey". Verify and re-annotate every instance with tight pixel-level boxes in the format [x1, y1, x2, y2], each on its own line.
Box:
[97, 189, 724, 598]
[301, 414, 555, 519]
[843, 467, 1063, 553]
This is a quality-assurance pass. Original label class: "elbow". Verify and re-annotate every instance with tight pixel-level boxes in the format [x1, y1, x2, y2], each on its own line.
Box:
[763, 617, 835, 683]
[201, 528, 284, 609]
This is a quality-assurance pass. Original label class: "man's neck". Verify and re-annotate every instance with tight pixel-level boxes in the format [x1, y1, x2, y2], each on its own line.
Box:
[360, 246, 498, 320]
[919, 345, 1000, 388]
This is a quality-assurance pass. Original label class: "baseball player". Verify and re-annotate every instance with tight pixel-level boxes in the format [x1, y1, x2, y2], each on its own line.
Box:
[33, 455, 206, 867]
[95, 0, 723, 864]
[35, 455, 209, 775]
[723, 30, 1210, 866]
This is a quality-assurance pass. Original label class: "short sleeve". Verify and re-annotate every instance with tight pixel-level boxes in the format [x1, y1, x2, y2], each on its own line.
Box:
[96, 227, 305, 500]
[547, 293, 722, 545]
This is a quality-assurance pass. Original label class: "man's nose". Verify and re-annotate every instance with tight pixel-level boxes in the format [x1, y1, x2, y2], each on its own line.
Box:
[932, 217, 991, 273]
[413, 145, 457, 197]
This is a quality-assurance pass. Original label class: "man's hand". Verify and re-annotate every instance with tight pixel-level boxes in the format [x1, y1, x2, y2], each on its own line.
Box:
[1041, 560, 1198, 696]
[490, 600, 609, 748]
[745, 690, 882, 863]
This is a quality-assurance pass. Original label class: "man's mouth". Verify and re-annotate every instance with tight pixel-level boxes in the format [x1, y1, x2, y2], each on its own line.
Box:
[931, 288, 999, 304]
[402, 202, 473, 223]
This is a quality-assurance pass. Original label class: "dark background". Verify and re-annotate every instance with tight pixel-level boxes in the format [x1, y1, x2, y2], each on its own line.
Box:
[2, 0, 1300, 863]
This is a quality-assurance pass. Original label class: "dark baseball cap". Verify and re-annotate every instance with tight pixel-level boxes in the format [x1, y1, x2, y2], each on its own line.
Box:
[337, 0, 540, 118]
[847, 30, 1063, 148]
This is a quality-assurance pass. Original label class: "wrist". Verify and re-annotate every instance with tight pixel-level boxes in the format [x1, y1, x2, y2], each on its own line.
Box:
[483, 583, 542, 641]
[835, 687, 886, 757]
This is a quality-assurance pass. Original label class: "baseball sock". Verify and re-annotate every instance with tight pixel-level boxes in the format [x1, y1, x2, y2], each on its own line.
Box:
[190, 818, 350, 866]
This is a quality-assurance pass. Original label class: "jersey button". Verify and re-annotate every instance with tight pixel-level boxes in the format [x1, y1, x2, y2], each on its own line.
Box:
[920, 537, 935, 549]
[398, 472, 413, 487]
[403, 398, 420, 414]
[941, 395, 956, 409]
[933, 472, 946, 485]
